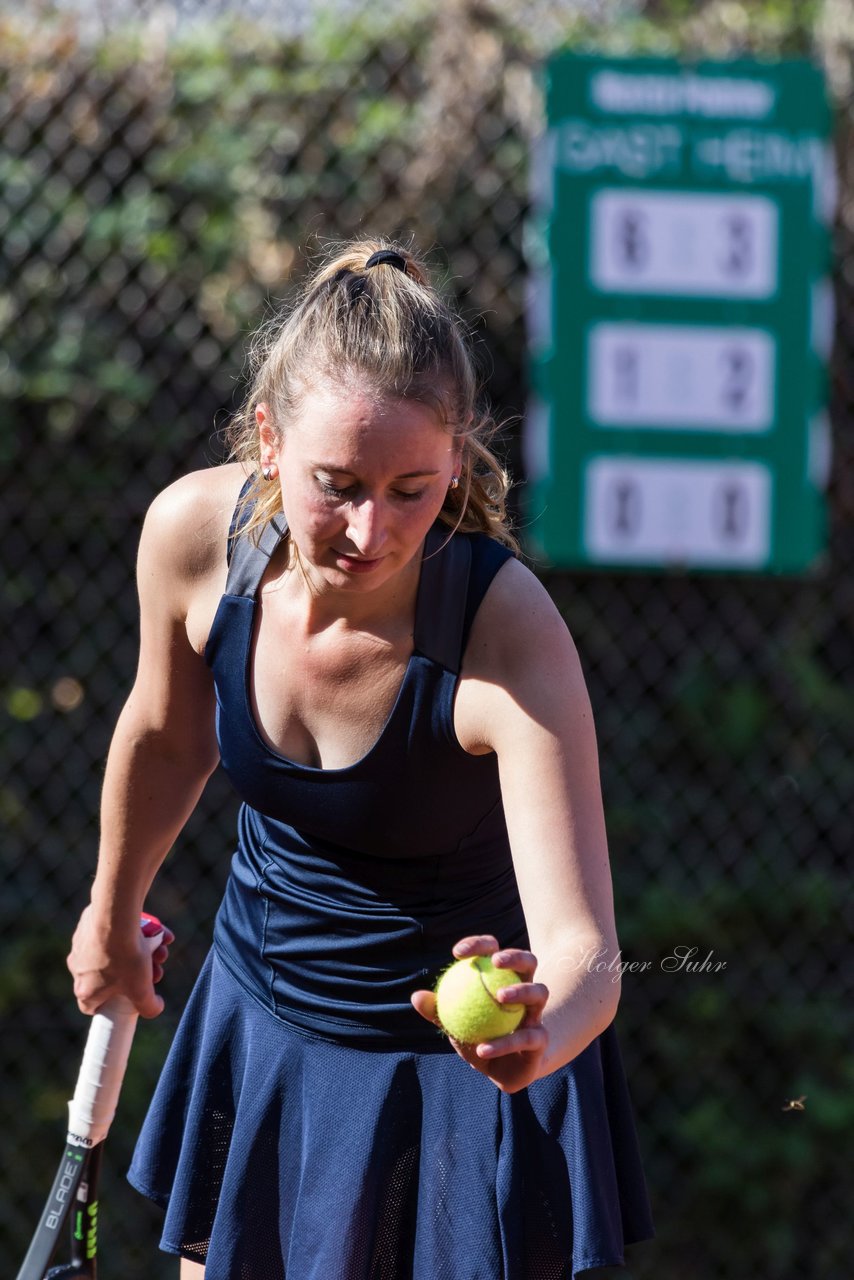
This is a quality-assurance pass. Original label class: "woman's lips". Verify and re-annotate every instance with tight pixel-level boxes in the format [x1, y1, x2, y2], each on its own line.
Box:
[333, 551, 385, 573]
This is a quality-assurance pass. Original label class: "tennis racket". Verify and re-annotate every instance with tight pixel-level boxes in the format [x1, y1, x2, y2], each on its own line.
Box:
[15, 913, 165, 1280]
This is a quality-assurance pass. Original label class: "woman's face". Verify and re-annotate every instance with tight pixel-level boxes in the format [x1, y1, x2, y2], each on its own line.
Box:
[257, 383, 462, 595]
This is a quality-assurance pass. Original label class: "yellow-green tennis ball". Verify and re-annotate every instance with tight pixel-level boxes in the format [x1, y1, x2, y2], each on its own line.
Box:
[434, 955, 525, 1045]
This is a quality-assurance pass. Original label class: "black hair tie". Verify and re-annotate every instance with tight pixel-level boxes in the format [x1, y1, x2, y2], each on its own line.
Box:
[364, 249, 407, 272]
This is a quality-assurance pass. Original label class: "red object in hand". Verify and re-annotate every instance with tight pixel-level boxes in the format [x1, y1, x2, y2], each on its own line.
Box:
[140, 912, 164, 938]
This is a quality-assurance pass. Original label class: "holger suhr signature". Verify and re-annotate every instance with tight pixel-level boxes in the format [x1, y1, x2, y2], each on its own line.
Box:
[561, 945, 728, 983]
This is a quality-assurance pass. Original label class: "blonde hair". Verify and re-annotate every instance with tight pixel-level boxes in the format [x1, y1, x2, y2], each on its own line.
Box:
[225, 238, 518, 551]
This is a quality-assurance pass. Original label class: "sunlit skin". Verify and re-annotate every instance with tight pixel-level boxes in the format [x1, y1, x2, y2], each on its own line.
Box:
[257, 384, 463, 619]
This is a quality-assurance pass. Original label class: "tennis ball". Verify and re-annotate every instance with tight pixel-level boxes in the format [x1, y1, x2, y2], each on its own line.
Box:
[434, 955, 525, 1045]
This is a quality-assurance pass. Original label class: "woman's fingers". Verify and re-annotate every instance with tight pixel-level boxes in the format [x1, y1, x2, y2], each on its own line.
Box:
[451, 934, 500, 958]
[73, 979, 109, 1016]
[495, 978, 549, 1015]
[137, 988, 166, 1019]
[151, 937, 172, 984]
[411, 940, 551, 1093]
[410, 979, 549, 1035]
[490, 948, 539, 981]
[414, 939, 545, 1026]
[409, 989, 441, 1025]
[452, 937, 538, 980]
[68, 911, 173, 1017]
[475, 1021, 549, 1059]
[148, 924, 175, 985]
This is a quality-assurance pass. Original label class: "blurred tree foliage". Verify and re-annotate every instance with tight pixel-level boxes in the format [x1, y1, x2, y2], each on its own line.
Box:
[1, 2, 852, 1277]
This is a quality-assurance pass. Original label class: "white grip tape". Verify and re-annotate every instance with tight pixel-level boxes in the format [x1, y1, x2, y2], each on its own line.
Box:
[66, 928, 162, 1148]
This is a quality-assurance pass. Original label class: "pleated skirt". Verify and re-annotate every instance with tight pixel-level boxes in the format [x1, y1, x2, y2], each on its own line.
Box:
[128, 949, 653, 1279]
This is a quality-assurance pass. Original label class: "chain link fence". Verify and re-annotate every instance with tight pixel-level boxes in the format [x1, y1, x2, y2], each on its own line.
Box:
[2, 4, 852, 1277]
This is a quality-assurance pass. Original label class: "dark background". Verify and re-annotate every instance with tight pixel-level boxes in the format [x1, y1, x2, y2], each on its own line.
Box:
[2, 2, 851, 1276]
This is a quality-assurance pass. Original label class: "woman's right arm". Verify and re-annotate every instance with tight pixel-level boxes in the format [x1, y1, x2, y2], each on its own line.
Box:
[68, 474, 227, 1019]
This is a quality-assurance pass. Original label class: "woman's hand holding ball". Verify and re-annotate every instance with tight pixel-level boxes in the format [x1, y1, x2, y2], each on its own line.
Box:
[410, 935, 549, 1095]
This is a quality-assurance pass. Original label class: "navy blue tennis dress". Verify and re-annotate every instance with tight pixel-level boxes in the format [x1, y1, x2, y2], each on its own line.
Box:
[128, 498, 653, 1279]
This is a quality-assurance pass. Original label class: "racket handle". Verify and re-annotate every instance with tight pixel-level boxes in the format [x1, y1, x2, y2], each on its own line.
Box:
[66, 914, 164, 1149]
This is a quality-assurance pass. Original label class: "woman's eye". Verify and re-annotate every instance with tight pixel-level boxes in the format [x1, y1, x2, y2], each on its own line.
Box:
[318, 479, 353, 499]
[317, 479, 425, 503]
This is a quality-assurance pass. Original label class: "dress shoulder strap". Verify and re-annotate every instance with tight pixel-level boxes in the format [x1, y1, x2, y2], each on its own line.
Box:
[224, 478, 288, 598]
[414, 524, 514, 674]
[414, 525, 471, 672]
[461, 535, 514, 650]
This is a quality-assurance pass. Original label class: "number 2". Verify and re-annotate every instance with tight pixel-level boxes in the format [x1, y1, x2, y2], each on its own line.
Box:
[616, 210, 648, 271]
[720, 346, 754, 414]
[721, 215, 753, 277]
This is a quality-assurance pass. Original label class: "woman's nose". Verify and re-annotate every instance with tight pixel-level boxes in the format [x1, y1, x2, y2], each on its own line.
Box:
[345, 498, 388, 556]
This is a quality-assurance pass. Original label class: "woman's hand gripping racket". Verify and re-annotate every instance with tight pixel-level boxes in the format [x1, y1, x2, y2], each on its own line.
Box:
[15, 914, 166, 1280]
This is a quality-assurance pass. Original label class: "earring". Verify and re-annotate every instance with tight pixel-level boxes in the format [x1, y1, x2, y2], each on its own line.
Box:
[449, 474, 460, 490]
[263, 465, 275, 482]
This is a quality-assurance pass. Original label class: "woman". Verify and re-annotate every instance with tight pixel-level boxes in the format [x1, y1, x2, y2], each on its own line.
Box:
[68, 240, 653, 1278]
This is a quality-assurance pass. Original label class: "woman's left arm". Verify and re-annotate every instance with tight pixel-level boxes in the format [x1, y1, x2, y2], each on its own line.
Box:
[414, 558, 623, 1091]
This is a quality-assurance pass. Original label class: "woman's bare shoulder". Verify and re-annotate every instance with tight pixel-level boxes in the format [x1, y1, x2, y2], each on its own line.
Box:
[456, 552, 590, 758]
[465, 555, 575, 675]
[140, 462, 253, 582]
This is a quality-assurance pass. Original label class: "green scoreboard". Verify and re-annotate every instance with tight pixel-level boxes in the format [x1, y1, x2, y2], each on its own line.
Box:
[525, 54, 835, 572]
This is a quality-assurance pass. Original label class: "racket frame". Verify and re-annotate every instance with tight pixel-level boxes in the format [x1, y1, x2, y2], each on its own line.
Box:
[15, 914, 163, 1280]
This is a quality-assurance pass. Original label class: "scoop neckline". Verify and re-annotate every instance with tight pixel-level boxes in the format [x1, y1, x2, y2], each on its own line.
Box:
[242, 539, 430, 776]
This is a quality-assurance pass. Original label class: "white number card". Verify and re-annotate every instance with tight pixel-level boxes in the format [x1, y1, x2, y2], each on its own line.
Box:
[587, 323, 775, 431]
[584, 456, 771, 566]
[589, 190, 778, 298]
